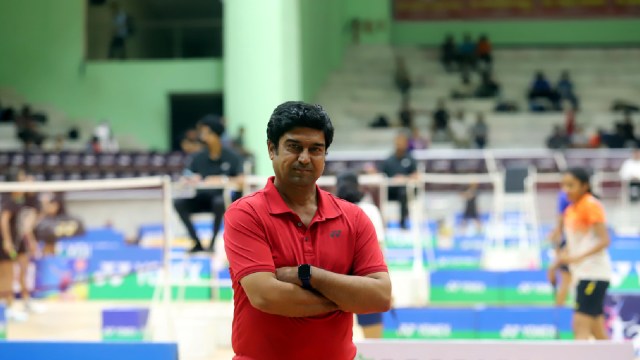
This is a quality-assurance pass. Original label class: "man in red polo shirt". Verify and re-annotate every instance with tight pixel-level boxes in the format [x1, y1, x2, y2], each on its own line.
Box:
[224, 101, 392, 360]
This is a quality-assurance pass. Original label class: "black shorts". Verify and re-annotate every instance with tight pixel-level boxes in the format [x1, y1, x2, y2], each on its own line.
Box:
[0, 238, 27, 261]
[356, 312, 383, 327]
[575, 280, 609, 316]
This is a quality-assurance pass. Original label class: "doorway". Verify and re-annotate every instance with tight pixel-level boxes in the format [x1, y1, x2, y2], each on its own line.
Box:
[169, 93, 223, 151]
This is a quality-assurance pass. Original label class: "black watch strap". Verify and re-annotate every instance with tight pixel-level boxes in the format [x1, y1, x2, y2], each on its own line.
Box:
[298, 264, 312, 290]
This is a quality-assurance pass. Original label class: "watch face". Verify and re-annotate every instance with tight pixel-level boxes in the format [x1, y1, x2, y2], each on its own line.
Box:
[298, 264, 311, 279]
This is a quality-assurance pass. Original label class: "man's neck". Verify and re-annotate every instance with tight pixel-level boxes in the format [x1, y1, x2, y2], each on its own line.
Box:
[274, 180, 317, 208]
[208, 143, 222, 159]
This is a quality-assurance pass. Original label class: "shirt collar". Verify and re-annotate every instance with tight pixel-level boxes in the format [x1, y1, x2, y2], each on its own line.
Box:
[264, 176, 341, 220]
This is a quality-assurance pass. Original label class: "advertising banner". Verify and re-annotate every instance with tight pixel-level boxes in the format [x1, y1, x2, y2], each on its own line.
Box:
[394, 0, 640, 21]
[610, 249, 640, 294]
[102, 308, 149, 341]
[431, 249, 482, 270]
[33, 256, 88, 300]
[502, 270, 554, 305]
[476, 307, 573, 340]
[606, 294, 640, 357]
[430, 270, 501, 304]
[383, 308, 476, 339]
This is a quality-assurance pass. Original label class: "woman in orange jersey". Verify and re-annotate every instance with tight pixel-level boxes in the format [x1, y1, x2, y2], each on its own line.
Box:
[555, 167, 612, 340]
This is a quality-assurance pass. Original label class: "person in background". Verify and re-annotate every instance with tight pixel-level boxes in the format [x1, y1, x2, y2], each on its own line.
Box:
[589, 128, 604, 149]
[398, 99, 414, 128]
[616, 111, 636, 145]
[547, 191, 572, 307]
[174, 115, 243, 253]
[336, 172, 387, 339]
[441, 34, 457, 72]
[379, 131, 418, 229]
[370, 114, 390, 128]
[0, 168, 41, 322]
[619, 148, 640, 202]
[432, 99, 450, 142]
[180, 128, 203, 155]
[394, 56, 412, 103]
[475, 71, 500, 98]
[451, 73, 475, 99]
[603, 126, 627, 149]
[223, 101, 391, 359]
[528, 71, 559, 111]
[450, 110, 470, 148]
[93, 122, 119, 153]
[546, 125, 570, 150]
[457, 33, 476, 71]
[476, 34, 492, 70]
[570, 125, 590, 149]
[552, 168, 612, 340]
[16, 106, 45, 150]
[460, 183, 481, 233]
[556, 71, 579, 111]
[408, 127, 429, 151]
[108, 2, 133, 59]
[471, 113, 489, 149]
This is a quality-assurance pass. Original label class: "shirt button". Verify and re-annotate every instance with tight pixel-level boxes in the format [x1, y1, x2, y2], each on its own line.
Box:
[297, 222, 302, 227]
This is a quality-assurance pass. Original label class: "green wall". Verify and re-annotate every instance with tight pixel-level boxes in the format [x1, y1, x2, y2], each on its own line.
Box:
[392, 19, 640, 46]
[0, 0, 222, 151]
[299, 0, 350, 102]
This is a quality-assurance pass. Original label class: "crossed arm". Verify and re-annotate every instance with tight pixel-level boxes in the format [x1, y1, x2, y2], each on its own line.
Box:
[240, 268, 392, 318]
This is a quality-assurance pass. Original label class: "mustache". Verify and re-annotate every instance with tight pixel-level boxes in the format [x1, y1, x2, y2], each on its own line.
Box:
[292, 164, 313, 171]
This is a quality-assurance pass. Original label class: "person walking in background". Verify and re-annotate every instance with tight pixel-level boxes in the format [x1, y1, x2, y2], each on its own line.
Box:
[440, 34, 457, 72]
[174, 115, 243, 253]
[379, 131, 418, 229]
[223, 101, 391, 359]
[619, 148, 640, 202]
[476, 34, 492, 70]
[336, 171, 387, 339]
[394, 56, 412, 103]
[108, 2, 134, 59]
[551, 168, 612, 340]
[547, 191, 572, 307]
[471, 113, 489, 149]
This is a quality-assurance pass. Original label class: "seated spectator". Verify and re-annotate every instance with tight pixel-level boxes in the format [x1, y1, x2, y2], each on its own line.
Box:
[87, 136, 102, 153]
[432, 99, 450, 142]
[451, 73, 475, 99]
[394, 56, 412, 103]
[601, 126, 626, 149]
[16, 105, 45, 149]
[619, 148, 640, 202]
[528, 71, 559, 111]
[94, 122, 119, 153]
[231, 126, 252, 160]
[440, 34, 457, 72]
[556, 71, 579, 111]
[589, 128, 604, 148]
[180, 128, 203, 155]
[616, 110, 636, 144]
[475, 71, 500, 98]
[457, 33, 476, 71]
[398, 99, 414, 128]
[408, 127, 429, 151]
[450, 110, 470, 148]
[570, 125, 590, 148]
[546, 125, 570, 149]
[471, 113, 489, 149]
[476, 34, 492, 70]
[370, 114, 390, 128]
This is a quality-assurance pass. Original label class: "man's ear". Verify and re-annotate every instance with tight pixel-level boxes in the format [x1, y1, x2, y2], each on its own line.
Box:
[267, 140, 277, 160]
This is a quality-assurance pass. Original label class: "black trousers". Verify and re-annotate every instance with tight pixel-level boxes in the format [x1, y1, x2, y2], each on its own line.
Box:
[174, 191, 226, 249]
[388, 186, 408, 228]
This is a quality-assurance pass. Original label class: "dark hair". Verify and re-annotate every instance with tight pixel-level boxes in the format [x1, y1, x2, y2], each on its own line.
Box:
[336, 171, 363, 203]
[565, 167, 596, 196]
[266, 101, 334, 150]
[198, 114, 225, 137]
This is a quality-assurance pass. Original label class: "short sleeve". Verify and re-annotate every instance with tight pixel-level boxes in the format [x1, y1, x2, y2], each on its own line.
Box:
[223, 202, 276, 283]
[585, 199, 606, 224]
[351, 208, 388, 276]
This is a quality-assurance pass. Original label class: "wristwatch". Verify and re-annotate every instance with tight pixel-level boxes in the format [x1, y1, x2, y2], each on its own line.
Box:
[298, 264, 312, 290]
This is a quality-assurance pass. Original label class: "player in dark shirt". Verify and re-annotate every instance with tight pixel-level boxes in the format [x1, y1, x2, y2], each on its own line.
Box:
[174, 115, 243, 253]
[379, 132, 418, 229]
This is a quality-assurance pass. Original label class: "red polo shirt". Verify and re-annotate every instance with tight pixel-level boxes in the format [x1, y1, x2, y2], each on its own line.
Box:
[224, 177, 388, 360]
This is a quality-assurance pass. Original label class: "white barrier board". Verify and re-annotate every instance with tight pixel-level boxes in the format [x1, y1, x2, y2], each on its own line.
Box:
[355, 340, 634, 360]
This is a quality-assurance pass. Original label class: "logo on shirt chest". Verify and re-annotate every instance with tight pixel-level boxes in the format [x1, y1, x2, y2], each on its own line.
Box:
[330, 230, 342, 238]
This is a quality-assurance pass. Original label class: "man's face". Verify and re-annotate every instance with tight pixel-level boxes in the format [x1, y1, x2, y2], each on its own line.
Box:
[269, 127, 326, 188]
[198, 125, 219, 146]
